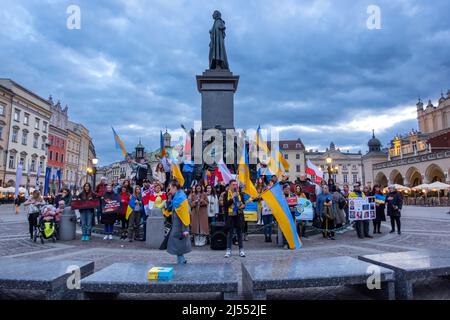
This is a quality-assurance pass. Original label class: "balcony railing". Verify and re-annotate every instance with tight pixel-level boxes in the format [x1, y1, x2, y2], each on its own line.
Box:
[373, 150, 450, 170]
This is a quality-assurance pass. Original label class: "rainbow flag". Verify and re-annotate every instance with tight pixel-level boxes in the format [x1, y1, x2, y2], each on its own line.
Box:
[238, 142, 259, 199]
[261, 183, 302, 249]
[112, 127, 127, 157]
[172, 190, 190, 226]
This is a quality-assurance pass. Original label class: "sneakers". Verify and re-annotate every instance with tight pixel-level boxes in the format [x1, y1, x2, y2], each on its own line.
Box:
[239, 250, 246, 257]
[224, 249, 231, 258]
[86, 236, 90, 241]
[103, 235, 108, 240]
[108, 235, 113, 240]
[81, 236, 86, 241]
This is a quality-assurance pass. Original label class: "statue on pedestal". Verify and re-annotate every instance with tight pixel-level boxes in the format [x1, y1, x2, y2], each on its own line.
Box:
[209, 10, 229, 70]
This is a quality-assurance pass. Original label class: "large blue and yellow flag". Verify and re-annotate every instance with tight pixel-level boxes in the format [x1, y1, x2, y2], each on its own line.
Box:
[255, 126, 289, 173]
[261, 183, 302, 249]
[160, 130, 167, 158]
[172, 190, 190, 226]
[112, 127, 127, 157]
[238, 142, 259, 199]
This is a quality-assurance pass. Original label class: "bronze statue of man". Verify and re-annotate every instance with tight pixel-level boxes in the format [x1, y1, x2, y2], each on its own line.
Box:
[209, 10, 229, 70]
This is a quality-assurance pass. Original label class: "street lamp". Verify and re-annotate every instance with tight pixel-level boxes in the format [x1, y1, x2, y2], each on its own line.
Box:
[325, 157, 338, 183]
[92, 158, 98, 187]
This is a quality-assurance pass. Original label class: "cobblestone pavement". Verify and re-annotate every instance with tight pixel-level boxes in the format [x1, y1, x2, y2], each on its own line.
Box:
[1, 204, 449, 300]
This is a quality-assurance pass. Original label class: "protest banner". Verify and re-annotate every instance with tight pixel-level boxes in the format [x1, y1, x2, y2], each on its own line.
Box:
[348, 196, 376, 221]
[295, 197, 314, 221]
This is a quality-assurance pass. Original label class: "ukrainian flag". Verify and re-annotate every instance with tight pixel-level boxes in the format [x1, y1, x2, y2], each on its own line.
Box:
[261, 183, 302, 249]
[112, 127, 127, 157]
[171, 160, 185, 188]
[126, 195, 136, 220]
[238, 143, 259, 199]
[255, 126, 289, 172]
[172, 190, 190, 226]
[160, 131, 167, 158]
[255, 126, 270, 154]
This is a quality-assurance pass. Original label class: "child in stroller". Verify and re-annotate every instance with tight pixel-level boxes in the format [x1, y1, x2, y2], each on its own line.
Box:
[34, 204, 58, 244]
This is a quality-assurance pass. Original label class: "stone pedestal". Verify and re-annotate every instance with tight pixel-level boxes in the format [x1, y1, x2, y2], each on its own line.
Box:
[196, 69, 239, 131]
[145, 209, 165, 249]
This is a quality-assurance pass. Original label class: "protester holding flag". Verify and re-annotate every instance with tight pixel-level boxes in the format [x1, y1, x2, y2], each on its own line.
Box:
[127, 186, 143, 242]
[224, 180, 246, 258]
[372, 185, 386, 234]
[77, 183, 96, 241]
[166, 180, 192, 264]
[261, 197, 274, 243]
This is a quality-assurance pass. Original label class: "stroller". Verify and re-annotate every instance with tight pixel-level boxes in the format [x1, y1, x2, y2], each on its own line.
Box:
[33, 205, 58, 244]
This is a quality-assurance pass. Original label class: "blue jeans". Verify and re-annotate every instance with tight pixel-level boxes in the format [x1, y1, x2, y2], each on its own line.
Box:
[262, 215, 273, 238]
[104, 223, 114, 235]
[79, 209, 94, 237]
[177, 254, 186, 264]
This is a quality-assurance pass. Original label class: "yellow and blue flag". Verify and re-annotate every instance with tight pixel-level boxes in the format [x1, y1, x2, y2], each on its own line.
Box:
[261, 183, 302, 249]
[255, 126, 289, 172]
[172, 190, 190, 226]
[126, 195, 136, 220]
[160, 131, 167, 158]
[238, 142, 259, 199]
[171, 159, 185, 188]
[112, 127, 127, 157]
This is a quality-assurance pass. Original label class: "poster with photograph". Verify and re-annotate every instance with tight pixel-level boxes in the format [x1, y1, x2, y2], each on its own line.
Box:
[295, 198, 314, 221]
[348, 197, 376, 221]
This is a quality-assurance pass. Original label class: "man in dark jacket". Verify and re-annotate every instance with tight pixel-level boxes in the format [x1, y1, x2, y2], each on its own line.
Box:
[386, 185, 403, 234]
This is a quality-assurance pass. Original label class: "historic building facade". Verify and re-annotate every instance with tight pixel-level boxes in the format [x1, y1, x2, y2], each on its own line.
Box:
[0, 84, 13, 186]
[371, 91, 450, 187]
[48, 98, 68, 182]
[0, 79, 51, 187]
[65, 122, 82, 189]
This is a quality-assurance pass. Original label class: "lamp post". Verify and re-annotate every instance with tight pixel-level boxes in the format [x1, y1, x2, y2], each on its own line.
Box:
[92, 158, 98, 187]
[325, 157, 339, 184]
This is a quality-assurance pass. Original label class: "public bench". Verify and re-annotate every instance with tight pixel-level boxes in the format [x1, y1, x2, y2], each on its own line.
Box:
[242, 256, 395, 300]
[81, 263, 238, 300]
[0, 258, 94, 300]
[358, 249, 450, 300]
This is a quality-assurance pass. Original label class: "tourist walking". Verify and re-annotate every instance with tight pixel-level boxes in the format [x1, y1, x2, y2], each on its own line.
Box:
[224, 180, 246, 258]
[77, 183, 96, 241]
[128, 186, 143, 242]
[189, 184, 209, 246]
[386, 185, 403, 235]
[373, 185, 386, 234]
[166, 180, 192, 264]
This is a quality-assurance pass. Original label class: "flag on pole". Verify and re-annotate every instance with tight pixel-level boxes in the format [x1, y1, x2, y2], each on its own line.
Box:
[15, 164, 23, 198]
[261, 183, 302, 249]
[306, 160, 324, 183]
[237, 143, 259, 199]
[171, 159, 185, 188]
[56, 169, 62, 193]
[112, 127, 127, 157]
[160, 131, 167, 158]
[44, 167, 51, 196]
[217, 159, 236, 184]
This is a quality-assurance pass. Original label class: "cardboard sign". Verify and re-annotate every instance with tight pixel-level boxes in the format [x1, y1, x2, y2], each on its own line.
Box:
[348, 197, 376, 221]
[295, 197, 314, 221]
[102, 196, 122, 214]
[243, 201, 258, 222]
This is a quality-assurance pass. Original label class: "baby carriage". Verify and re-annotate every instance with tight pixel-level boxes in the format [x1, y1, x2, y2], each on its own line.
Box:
[33, 205, 58, 244]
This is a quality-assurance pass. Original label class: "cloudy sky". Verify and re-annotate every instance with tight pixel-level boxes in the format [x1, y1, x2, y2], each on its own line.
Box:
[1, 0, 449, 165]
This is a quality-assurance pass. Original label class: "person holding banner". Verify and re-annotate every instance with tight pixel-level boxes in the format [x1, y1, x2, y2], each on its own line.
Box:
[373, 185, 386, 234]
[101, 184, 121, 240]
[77, 183, 96, 241]
[349, 182, 372, 239]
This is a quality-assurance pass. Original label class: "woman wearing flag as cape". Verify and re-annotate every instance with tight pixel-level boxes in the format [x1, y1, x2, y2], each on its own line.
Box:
[165, 180, 192, 264]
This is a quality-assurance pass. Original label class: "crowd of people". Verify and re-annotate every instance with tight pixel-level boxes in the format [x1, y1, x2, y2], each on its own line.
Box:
[19, 163, 404, 264]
